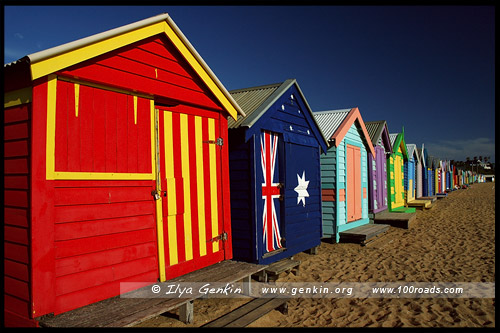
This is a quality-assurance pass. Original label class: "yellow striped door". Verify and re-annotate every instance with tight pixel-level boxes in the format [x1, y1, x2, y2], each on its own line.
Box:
[155, 107, 225, 281]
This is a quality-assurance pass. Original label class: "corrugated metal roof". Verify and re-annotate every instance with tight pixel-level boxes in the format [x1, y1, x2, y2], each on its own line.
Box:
[312, 109, 352, 141]
[406, 143, 416, 159]
[4, 56, 30, 68]
[227, 82, 281, 128]
[364, 120, 386, 145]
[389, 133, 399, 147]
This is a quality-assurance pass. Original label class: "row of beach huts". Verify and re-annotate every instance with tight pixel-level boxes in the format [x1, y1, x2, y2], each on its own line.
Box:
[3, 14, 487, 327]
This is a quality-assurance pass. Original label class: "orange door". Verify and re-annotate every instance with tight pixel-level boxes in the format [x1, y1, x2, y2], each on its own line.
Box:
[346, 144, 362, 222]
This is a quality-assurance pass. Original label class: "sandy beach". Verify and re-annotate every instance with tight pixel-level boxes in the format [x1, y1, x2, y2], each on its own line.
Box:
[135, 182, 495, 328]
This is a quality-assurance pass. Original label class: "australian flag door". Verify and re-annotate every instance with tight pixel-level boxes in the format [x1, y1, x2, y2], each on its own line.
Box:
[258, 130, 285, 258]
[283, 141, 322, 254]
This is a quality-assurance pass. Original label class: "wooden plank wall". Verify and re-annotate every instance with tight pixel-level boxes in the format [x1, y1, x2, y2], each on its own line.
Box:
[228, 129, 254, 262]
[4, 103, 32, 324]
[262, 91, 323, 263]
[54, 80, 152, 174]
[282, 142, 322, 260]
[339, 123, 369, 225]
[59, 35, 224, 112]
[41, 34, 231, 315]
[320, 146, 336, 237]
[52, 180, 158, 314]
[50, 76, 159, 314]
[43, 34, 230, 315]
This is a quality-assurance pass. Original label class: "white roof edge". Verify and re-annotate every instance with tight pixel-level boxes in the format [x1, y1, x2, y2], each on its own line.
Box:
[165, 15, 245, 117]
[313, 108, 353, 114]
[24, 13, 244, 118]
[28, 13, 171, 64]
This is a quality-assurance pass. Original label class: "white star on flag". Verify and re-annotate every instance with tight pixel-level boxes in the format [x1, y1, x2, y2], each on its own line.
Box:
[294, 171, 309, 207]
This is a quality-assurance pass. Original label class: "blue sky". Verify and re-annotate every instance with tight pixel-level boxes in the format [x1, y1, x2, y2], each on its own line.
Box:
[4, 5, 495, 163]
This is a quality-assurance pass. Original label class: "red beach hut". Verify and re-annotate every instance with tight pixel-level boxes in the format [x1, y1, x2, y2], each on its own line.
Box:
[3, 14, 244, 326]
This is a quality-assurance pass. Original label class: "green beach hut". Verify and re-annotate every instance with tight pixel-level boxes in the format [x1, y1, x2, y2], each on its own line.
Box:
[387, 129, 415, 213]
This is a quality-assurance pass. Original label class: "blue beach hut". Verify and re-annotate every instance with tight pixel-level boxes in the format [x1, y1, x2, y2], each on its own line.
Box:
[404, 143, 418, 204]
[227, 79, 328, 265]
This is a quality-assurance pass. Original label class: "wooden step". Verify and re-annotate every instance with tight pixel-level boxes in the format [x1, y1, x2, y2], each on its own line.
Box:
[406, 199, 432, 210]
[417, 196, 437, 203]
[37, 260, 268, 327]
[436, 192, 448, 199]
[253, 258, 301, 282]
[373, 210, 416, 229]
[339, 223, 390, 245]
[202, 297, 287, 327]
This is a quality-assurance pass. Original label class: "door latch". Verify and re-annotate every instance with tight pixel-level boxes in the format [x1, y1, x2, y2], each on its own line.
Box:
[151, 190, 160, 200]
[207, 232, 228, 243]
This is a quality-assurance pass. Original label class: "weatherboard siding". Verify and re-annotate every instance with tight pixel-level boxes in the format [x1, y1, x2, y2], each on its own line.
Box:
[228, 130, 255, 262]
[229, 83, 324, 265]
[320, 147, 336, 237]
[368, 145, 388, 213]
[59, 36, 224, 112]
[321, 122, 369, 242]
[388, 142, 405, 211]
[4, 103, 32, 325]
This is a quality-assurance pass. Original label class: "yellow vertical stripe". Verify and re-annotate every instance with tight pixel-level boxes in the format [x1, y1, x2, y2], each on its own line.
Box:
[153, 105, 166, 282]
[164, 111, 178, 266]
[150, 101, 156, 179]
[180, 114, 193, 261]
[133, 96, 138, 125]
[208, 118, 219, 252]
[435, 169, 439, 194]
[74, 83, 79, 117]
[195, 116, 207, 257]
[46, 74, 57, 180]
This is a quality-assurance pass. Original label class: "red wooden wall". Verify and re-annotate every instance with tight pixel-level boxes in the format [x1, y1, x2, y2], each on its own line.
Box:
[48, 81, 159, 314]
[4, 104, 37, 326]
[58, 35, 224, 112]
[26, 32, 230, 317]
[54, 80, 152, 174]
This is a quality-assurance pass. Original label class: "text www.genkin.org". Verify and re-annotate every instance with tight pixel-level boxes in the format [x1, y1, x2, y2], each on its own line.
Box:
[120, 282, 494, 299]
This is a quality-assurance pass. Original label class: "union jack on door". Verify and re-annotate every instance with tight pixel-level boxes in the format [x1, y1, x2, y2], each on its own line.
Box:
[260, 131, 282, 253]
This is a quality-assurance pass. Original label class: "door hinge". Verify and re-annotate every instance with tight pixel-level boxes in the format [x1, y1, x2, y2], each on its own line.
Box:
[207, 232, 228, 243]
[203, 137, 223, 146]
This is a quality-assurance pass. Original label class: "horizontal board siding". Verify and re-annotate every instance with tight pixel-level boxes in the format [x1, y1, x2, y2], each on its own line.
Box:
[59, 36, 223, 112]
[5, 225, 29, 244]
[54, 270, 157, 315]
[52, 180, 158, 314]
[5, 259, 29, 282]
[55, 242, 156, 277]
[55, 256, 156, 296]
[55, 228, 156, 258]
[4, 103, 31, 321]
[228, 136, 253, 262]
[5, 294, 30, 318]
[54, 200, 154, 224]
[54, 186, 152, 206]
[54, 215, 155, 241]
[322, 189, 335, 202]
[321, 147, 336, 237]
